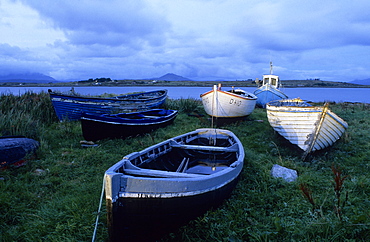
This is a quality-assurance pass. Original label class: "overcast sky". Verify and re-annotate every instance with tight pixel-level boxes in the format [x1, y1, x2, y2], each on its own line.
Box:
[1, 0, 370, 82]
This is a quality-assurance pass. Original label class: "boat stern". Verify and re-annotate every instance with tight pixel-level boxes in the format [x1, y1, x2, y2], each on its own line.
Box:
[104, 160, 127, 202]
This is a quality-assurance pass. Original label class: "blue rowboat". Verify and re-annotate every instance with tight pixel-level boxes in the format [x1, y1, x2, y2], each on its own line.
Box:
[48, 89, 168, 121]
[104, 128, 244, 241]
[81, 109, 178, 141]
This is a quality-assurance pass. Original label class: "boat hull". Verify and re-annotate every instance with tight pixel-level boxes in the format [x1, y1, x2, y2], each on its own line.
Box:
[266, 99, 348, 156]
[107, 176, 239, 241]
[81, 109, 178, 141]
[200, 86, 257, 118]
[49, 89, 168, 121]
[104, 128, 244, 241]
[0, 136, 39, 168]
[254, 84, 288, 108]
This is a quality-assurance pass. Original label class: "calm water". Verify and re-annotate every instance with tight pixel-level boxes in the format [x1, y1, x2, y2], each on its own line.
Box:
[1, 86, 369, 103]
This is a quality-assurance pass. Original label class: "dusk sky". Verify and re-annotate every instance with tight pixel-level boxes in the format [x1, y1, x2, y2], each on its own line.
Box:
[1, 0, 370, 82]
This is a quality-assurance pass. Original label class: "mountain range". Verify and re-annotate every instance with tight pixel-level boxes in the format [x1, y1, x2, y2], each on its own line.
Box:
[0, 73, 56, 83]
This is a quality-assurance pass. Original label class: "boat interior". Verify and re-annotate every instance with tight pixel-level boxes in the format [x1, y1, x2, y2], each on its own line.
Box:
[270, 98, 311, 107]
[118, 133, 240, 177]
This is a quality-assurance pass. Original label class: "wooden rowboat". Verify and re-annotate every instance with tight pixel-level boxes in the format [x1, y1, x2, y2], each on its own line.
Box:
[200, 84, 257, 118]
[48, 89, 168, 121]
[81, 109, 178, 141]
[0, 136, 39, 168]
[104, 128, 244, 241]
[254, 62, 288, 108]
[266, 98, 348, 159]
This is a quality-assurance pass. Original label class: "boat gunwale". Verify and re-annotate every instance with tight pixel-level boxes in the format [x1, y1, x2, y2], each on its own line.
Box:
[254, 83, 288, 97]
[267, 105, 348, 129]
[104, 128, 244, 199]
[81, 116, 177, 126]
[200, 89, 257, 100]
[49, 89, 168, 102]
[81, 110, 178, 126]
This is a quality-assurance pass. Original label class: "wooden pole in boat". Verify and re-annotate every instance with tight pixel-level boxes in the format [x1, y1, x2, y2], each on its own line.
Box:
[211, 85, 217, 129]
[302, 103, 330, 161]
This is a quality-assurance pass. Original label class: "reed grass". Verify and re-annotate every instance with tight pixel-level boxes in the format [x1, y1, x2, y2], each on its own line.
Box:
[163, 97, 203, 113]
[0, 91, 57, 139]
[0, 94, 369, 241]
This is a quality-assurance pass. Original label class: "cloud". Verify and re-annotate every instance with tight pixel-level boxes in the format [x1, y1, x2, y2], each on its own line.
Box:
[1, 0, 370, 82]
[17, 0, 170, 48]
[233, 0, 370, 51]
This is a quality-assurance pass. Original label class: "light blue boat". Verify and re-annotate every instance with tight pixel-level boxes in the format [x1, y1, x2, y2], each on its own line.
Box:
[254, 62, 288, 108]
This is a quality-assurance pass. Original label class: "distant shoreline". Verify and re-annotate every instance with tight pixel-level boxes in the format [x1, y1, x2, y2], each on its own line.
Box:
[0, 79, 369, 88]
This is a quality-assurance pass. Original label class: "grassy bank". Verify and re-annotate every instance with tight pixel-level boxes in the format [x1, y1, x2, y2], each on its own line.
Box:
[1, 93, 370, 241]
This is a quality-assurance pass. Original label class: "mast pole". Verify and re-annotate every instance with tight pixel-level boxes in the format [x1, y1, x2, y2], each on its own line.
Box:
[270, 61, 273, 75]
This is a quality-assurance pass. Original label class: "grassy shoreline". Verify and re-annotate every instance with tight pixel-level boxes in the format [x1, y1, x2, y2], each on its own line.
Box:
[1, 93, 370, 241]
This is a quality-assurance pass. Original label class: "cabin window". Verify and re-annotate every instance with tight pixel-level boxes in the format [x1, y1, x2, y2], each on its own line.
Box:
[271, 78, 277, 86]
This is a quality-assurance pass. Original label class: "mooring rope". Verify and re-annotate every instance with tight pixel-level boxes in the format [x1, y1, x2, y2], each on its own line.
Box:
[92, 176, 105, 242]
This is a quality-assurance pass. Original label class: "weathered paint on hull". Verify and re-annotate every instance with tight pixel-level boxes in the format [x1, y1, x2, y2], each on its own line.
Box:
[266, 99, 348, 154]
[49, 90, 168, 121]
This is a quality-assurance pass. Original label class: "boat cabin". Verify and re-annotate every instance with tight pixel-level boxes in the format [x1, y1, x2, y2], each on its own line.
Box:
[261, 74, 280, 88]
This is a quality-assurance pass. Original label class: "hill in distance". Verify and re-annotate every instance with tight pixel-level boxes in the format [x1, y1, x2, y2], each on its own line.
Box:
[154, 73, 193, 81]
[0, 73, 56, 83]
[350, 78, 370, 85]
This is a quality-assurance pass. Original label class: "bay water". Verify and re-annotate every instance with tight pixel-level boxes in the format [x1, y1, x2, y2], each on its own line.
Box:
[1, 86, 369, 103]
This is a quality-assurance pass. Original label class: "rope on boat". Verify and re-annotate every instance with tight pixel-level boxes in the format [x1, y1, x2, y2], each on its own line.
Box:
[92, 176, 105, 242]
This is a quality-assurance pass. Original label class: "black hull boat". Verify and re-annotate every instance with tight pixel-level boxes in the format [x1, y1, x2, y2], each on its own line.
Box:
[104, 128, 245, 241]
[81, 109, 178, 141]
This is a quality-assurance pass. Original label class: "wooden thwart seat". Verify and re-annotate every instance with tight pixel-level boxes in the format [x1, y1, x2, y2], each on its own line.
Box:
[124, 168, 204, 178]
[169, 140, 238, 152]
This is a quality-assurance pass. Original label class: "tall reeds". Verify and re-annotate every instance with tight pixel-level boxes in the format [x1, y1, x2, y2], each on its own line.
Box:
[164, 98, 202, 113]
[0, 91, 57, 138]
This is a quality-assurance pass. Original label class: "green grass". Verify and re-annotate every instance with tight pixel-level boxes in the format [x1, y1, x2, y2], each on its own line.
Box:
[1, 93, 370, 241]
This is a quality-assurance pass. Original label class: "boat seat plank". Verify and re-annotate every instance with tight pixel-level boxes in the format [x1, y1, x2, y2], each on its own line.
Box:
[169, 140, 238, 152]
[124, 168, 205, 178]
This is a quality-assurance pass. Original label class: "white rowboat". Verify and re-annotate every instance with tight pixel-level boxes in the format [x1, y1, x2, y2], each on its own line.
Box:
[266, 98, 348, 159]
[200, 84, 257, 118]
